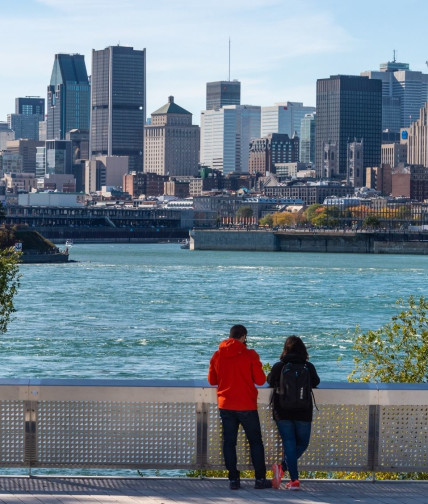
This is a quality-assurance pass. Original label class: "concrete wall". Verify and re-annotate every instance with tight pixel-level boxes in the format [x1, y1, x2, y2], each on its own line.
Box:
[191, 229, 428, 255]
[374, 240, 428, 254]
[276, 233, 373, 253]
[190, 230, 278, 251]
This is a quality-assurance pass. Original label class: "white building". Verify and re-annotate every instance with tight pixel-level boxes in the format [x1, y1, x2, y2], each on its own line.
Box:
[200, 105, 260, 174]
[261, 102, 315, 138]
[18, 192, 86, 207]
[361, 58, 428, 132]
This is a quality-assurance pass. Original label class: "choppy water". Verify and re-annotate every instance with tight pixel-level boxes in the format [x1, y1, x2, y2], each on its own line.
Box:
[4, 243, 428, 382]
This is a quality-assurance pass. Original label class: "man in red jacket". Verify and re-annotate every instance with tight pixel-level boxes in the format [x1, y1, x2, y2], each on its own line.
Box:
[208, 324, 271, 490]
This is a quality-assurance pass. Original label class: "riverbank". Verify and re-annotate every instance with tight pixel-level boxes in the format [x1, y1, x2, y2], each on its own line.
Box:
[190, 229, 428, 254]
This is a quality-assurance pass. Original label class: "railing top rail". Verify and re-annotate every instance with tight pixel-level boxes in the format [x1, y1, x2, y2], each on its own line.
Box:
[0, 378, 427, 390]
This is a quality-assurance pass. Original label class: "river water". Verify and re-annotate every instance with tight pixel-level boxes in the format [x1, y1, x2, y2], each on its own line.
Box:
[4, 243, 428, 382]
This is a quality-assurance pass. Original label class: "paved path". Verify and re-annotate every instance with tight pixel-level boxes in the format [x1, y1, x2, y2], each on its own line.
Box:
[0, 477, 427, 504]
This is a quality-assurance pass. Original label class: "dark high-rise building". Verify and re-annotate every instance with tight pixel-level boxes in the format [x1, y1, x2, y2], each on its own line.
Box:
[90, 45, 146, 172]
[15, 97, 45, 116]
[47, 54, 90, 140]
[315, 75, 382, 179]
[206, 80, 240, 110]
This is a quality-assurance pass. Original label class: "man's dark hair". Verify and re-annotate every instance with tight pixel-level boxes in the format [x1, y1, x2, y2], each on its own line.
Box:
[229, 324, 247, 340]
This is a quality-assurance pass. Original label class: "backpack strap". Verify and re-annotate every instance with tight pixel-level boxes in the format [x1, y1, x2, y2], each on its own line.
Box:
[311, 389, 319, 411]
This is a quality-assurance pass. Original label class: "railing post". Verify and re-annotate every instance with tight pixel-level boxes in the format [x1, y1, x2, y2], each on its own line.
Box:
[24, 400, 37, 471]
[196, 401, 208, 470]
[367, 404, 379, 472]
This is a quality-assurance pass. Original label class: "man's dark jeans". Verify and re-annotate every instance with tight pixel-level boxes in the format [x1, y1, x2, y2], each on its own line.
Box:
[219, 409, 266, 480]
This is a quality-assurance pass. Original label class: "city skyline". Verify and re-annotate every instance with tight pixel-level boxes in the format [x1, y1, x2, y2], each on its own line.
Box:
[1, 0, 428, 124]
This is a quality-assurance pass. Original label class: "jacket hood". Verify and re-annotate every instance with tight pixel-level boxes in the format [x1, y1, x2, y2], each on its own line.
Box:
[218, 337, 247, 358]
[281, 353, 307, 364]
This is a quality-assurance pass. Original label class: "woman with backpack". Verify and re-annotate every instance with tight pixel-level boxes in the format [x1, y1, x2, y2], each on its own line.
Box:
[267, 335, 320, 491]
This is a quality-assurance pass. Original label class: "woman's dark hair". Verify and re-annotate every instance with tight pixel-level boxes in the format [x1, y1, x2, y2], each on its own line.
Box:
[230, 324, 247, 340]
[280, 335, 308, 360]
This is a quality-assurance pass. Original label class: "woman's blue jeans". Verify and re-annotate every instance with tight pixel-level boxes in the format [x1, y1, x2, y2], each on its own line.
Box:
[219, 409, 266, 480]
[276, 419, 311, 481]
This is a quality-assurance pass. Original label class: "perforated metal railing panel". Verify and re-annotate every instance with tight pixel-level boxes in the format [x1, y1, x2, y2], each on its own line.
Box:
[0, 381, 427, 471]
[0, 401, 25, 466]
[207, 402, 372, 471]
[302, 405, 372, 470]
[37, 401, 198, 468]
[377, 405, 428, 471]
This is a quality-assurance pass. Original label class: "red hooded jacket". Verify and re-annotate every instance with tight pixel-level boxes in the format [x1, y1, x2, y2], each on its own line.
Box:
[208, 338, 266, 410]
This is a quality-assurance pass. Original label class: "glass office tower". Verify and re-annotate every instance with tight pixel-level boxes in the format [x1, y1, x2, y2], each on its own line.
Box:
[90, 45, 146, 172]
[206, 81, 241, 110]
[315, 75, 382, 178]
[47, 54, 90, 140]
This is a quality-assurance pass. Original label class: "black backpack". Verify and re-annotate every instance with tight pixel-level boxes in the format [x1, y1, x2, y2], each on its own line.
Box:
[276, 362, 313, 411]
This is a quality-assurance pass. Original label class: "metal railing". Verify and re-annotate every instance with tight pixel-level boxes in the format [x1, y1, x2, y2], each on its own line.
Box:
[0, 379, 427, 472]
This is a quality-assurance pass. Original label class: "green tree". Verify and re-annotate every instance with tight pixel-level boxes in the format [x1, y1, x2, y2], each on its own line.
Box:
[348, 295, 428, 383]
[236, 206, 253, 218]
[0, 247, 21, 334]
[304, 204, 323, 224]
[272, 211, 295, 227]
[259, 214, 273, 227]
[362, 215, 380, 229]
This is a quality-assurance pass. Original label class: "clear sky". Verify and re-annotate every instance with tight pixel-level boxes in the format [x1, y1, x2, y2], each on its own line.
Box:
[1, 0, 427, 125]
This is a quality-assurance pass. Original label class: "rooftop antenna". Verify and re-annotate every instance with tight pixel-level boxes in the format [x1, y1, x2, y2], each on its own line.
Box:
[228, 37, 231, 81]
[393, 49, 396, 62]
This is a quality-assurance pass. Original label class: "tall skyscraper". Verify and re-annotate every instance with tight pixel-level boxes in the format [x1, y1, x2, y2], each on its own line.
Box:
[200, 105, 260, 174]
[315, 75, 382, 179]
[206, 80, 241, 110]
[261, 102, 315, 138]
[90, 45, 146, 172]
[144, 96, 200, 176]
[47, 54, 90, 140]
[361, 58, 428, 133]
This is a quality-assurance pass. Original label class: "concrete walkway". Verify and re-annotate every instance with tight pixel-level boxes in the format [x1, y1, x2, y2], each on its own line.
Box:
[0, 477, 427, 504]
